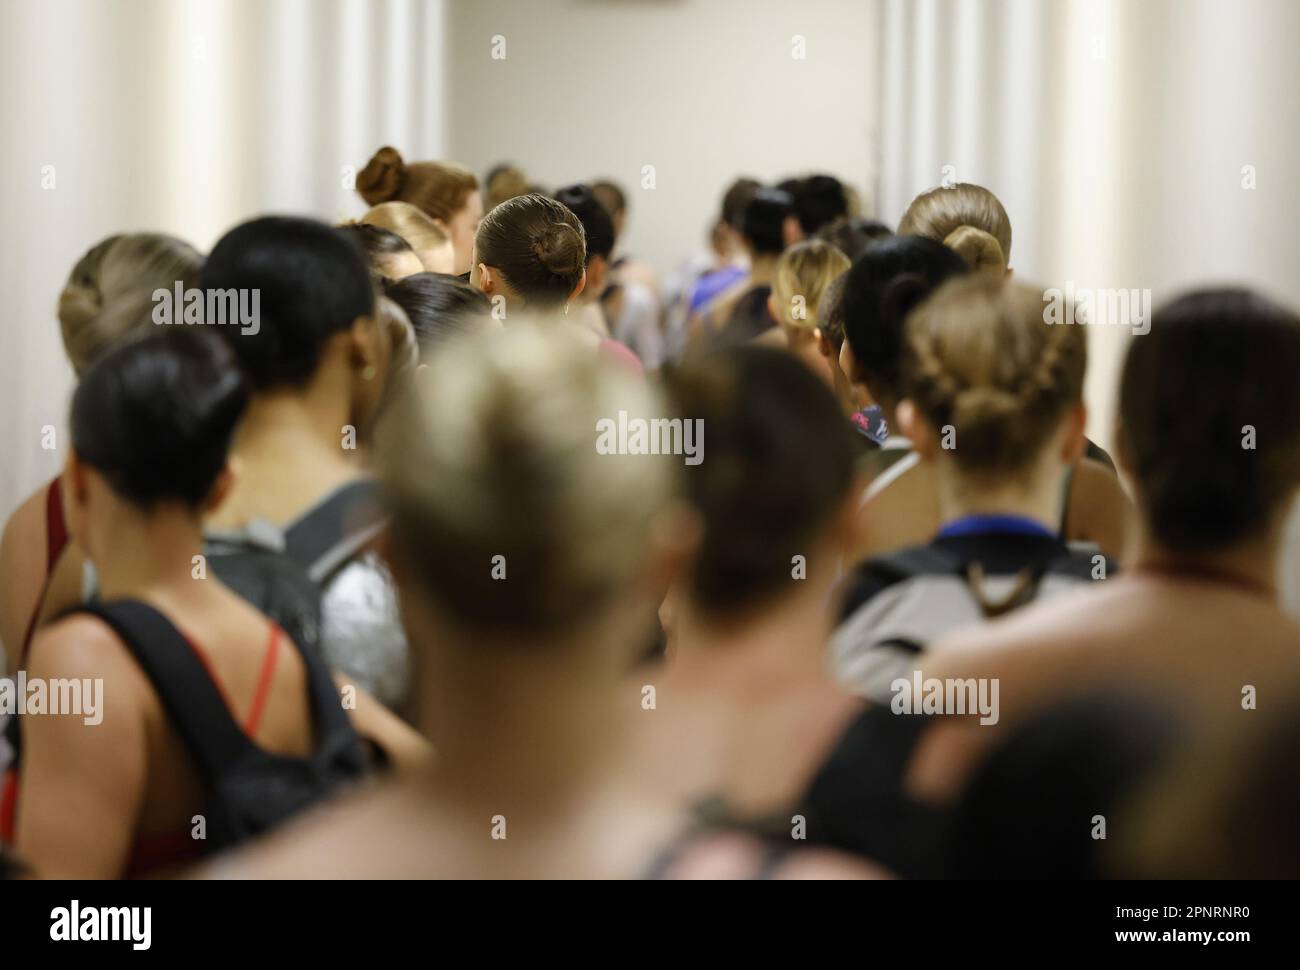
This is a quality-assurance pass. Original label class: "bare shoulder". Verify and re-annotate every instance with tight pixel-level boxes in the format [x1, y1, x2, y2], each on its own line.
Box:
[28, 613, 132, 678]
[856, 459, 937, 559]
[928, 580, 1123, 673]
[193, 780, 414, 880]
[0, 486, 48, 556]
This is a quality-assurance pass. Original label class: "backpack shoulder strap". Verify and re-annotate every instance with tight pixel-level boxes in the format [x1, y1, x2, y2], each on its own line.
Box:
[838, 544, 965, 622]
[283, 480, 386, 584]
[867, 544, 966, 584]
[64, 600, 254, 779]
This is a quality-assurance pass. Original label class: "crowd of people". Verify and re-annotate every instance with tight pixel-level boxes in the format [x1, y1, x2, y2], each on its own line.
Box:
[1, 145, 1298, 879]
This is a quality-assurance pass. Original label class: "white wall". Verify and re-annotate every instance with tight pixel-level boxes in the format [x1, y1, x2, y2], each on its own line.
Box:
[0, 0, 447, 519]
[442, 0, 881, 277]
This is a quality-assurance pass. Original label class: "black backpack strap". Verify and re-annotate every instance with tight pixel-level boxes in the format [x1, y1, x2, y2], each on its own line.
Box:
[64, 600, 254, 781]
[839, 544, 966, 621]
[281, 618, 364, 756]
[283, 480, 387, 584]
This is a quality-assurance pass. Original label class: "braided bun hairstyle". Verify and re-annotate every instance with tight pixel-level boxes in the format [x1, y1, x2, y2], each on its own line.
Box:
[474, 193, 587, 310]
[903, 276, 1086, 473]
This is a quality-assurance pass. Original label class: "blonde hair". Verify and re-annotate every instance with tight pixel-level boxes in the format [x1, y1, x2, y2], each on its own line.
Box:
[903, 276, 1086, 473]
[485, 165, 531, 212]
[943, 225, 1006, 277]
[356, 146, 478, 223]
[361, 201, 450, 254]
[770, 240, 851, 331]
[899, 183, 1012, 266]
[381, 321, 678, 635]
[58, 233, 203, 376]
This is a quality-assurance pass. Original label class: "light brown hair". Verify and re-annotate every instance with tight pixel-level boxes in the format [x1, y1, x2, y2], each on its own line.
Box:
[903, 276, 1086, 473]
[58, 233, 203, 376]
[357, 146, 478, 223]
[361, 201, 449, 252]
[899, 183, 1012, 265]
[771, 240, 851, 331]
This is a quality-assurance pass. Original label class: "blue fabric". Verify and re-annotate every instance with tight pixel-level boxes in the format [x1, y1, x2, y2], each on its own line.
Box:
[688, 265, 747, 313]
[936, 514, 1056, 540]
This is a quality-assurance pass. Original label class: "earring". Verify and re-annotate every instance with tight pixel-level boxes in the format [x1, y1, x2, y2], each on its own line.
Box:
[563, 304, 570, 316]
[361, 362, 376, 381]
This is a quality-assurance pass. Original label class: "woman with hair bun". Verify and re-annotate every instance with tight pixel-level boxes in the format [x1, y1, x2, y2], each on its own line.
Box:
[0, 233, 202, 669]
[356, 146, 482, 276]
[912, 288, 1300, 804]
[4, 329, 420, 878]
[898, 182, 1013, 275]
[470, 192, 643, 371]
[833, 276, 1117, 700]
[201, 324, 690, 878]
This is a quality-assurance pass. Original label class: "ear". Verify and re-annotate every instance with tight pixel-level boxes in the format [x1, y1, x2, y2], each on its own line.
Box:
[64, 449, 89, 505]
[898, 399, 937, 460]
[838, 339, 860, 384]
[1060, 401, 1087, 464]
[474, 263, 495, 295]
[642, 501, 702, 599]
[202, 462, 235, 515]
[348, 313, 381, 368]
[814, 328, 833, 359]
[585, 258, 607, 296]
[569, 268, 588, 303]
[781, 215, 802, 247]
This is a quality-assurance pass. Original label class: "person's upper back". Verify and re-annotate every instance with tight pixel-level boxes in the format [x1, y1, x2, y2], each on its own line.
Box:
[834, 517, 1112, 700]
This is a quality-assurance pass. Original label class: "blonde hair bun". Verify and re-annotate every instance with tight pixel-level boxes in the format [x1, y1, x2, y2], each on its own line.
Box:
[943, 225, 1006, 277]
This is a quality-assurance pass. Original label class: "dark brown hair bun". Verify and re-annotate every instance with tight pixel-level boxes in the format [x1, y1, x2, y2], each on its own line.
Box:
[532, 223, 584, 277]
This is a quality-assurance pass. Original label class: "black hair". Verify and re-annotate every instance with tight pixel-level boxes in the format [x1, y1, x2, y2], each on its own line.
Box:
[474, 193, 586, 310]
[554, 183, 615, 264]
[338, 222, 418, 278]
[816, 216, 894, 262]
[741, 187, 794, 256]
[661, 345, 857, 616]
[200, 216, 375, 390]
[1120, 288, 1300, 551]
[840, 235, 969, 405]
[71, 329, 248, 509]
[382, 272, 491, 359]
[788, 174, 849, 236]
